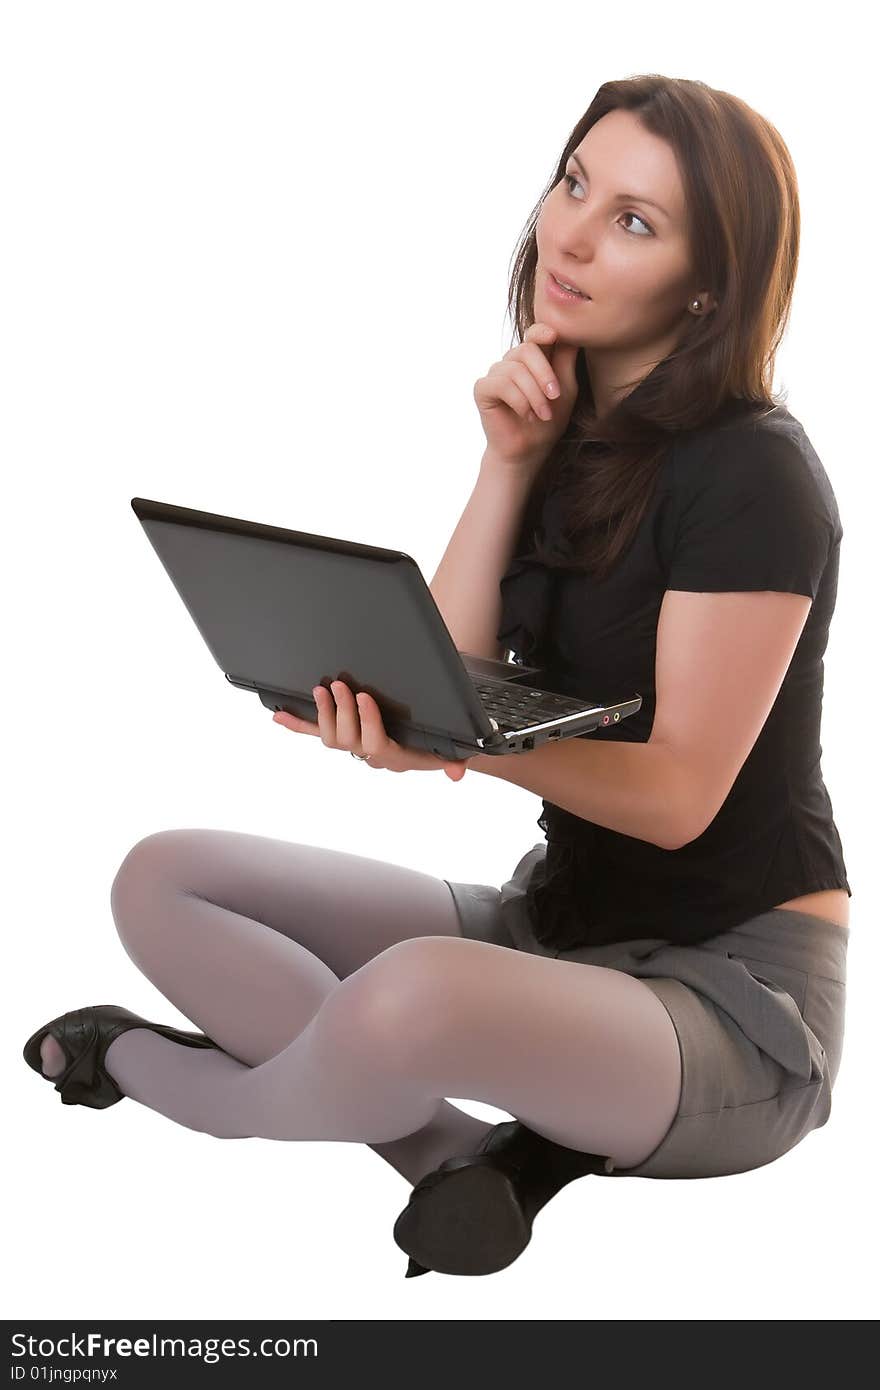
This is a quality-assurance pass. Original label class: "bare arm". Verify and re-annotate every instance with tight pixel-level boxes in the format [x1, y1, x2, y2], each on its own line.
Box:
[431, 321, 581, 660]
[429, 451, 534, 661]
[467, 736, 693, 852]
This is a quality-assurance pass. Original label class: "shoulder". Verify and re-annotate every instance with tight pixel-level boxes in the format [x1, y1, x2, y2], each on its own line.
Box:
[670, 402, 842, 541]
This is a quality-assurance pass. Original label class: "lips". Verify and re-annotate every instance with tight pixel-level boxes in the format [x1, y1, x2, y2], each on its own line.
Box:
[549, 270, 589, 297]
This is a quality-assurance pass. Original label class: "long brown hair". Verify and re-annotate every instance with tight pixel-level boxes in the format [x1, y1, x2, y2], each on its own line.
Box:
[508, 74, 800, 579]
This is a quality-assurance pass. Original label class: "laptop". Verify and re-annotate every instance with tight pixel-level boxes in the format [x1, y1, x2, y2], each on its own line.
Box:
[130, 497, 642, 760]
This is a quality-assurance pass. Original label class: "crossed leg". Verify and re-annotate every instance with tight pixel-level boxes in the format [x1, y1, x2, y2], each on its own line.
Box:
[90, 829, 681, 1181]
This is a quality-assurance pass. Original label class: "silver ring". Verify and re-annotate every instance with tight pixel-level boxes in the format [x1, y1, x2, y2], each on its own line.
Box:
[350, 751, 372, 762]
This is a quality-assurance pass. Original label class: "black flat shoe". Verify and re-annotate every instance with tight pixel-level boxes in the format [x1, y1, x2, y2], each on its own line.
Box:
[393, 1119, 612, 1277]
[23, 1004, 221, 1109]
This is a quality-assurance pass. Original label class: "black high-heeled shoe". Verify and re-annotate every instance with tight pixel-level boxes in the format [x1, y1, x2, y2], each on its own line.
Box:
[394, 1119, 612, 1277]
[23, 1004, 221, 1109]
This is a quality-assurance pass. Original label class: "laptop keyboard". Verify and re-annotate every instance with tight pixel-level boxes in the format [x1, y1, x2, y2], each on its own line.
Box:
[471, 678, 593, 732]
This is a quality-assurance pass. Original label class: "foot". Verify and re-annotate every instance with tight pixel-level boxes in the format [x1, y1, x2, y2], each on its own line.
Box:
[392, 1120, 611, 1276]
[25, 1005, 224, 1111]
[40, 1033, 66, 1077]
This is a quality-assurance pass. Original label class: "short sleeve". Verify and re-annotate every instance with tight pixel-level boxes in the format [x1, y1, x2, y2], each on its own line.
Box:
[667, 424, 838, 599]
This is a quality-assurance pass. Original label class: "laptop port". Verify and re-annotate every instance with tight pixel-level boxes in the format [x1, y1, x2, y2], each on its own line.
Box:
[522, 736, 534, 751]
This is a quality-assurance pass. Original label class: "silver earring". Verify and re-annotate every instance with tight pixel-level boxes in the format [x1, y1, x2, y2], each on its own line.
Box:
[691, 299, 701, 312]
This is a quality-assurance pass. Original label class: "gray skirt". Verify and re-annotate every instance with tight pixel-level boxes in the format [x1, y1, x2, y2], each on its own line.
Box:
[444, 842, 849, 1181]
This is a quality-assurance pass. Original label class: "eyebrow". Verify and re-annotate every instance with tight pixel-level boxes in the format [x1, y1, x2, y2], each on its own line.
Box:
[570, 153, 671, 220]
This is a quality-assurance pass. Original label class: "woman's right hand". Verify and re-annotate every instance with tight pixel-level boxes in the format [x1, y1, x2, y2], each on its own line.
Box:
[474, 322, 581, 478]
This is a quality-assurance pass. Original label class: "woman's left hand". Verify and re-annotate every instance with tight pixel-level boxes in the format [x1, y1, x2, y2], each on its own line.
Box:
[272, 680, 479, 781]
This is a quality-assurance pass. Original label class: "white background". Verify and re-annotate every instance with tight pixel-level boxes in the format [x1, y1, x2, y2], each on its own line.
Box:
[3, 0, 875, 1323]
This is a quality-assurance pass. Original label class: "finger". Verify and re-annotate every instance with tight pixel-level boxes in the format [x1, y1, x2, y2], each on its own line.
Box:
[508, 361, 554, 420]
[353, 689, 386, 761]
[313, 683, 338, 746]
[524, 321, 557, 342]
[273, 709, 320, 733]
[486, 373, 541, 422]
[330, 680, 361, 747]
[517, 342, 561, 401]
[548, 338, 581, 393]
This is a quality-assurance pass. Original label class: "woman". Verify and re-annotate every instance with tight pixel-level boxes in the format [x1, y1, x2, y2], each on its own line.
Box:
[23, 75, 851, 1279]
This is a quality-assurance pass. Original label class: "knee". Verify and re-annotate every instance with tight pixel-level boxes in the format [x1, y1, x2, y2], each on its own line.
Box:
[111, 829, 187, 900]
[109, 830, 193, 948]
[312, 936, 465, 1070]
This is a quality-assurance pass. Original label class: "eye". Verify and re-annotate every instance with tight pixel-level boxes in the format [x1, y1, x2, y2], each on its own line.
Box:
[562, 172, 654, 237]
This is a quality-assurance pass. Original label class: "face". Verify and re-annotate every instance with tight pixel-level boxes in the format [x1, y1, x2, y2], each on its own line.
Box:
[535, 108, 710, 385]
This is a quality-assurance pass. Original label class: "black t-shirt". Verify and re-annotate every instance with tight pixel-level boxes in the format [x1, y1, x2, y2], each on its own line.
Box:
[496, 400, 852, 949]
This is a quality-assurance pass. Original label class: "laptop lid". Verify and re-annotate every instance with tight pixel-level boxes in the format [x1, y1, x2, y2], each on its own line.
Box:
[131, 495, 515, 758]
